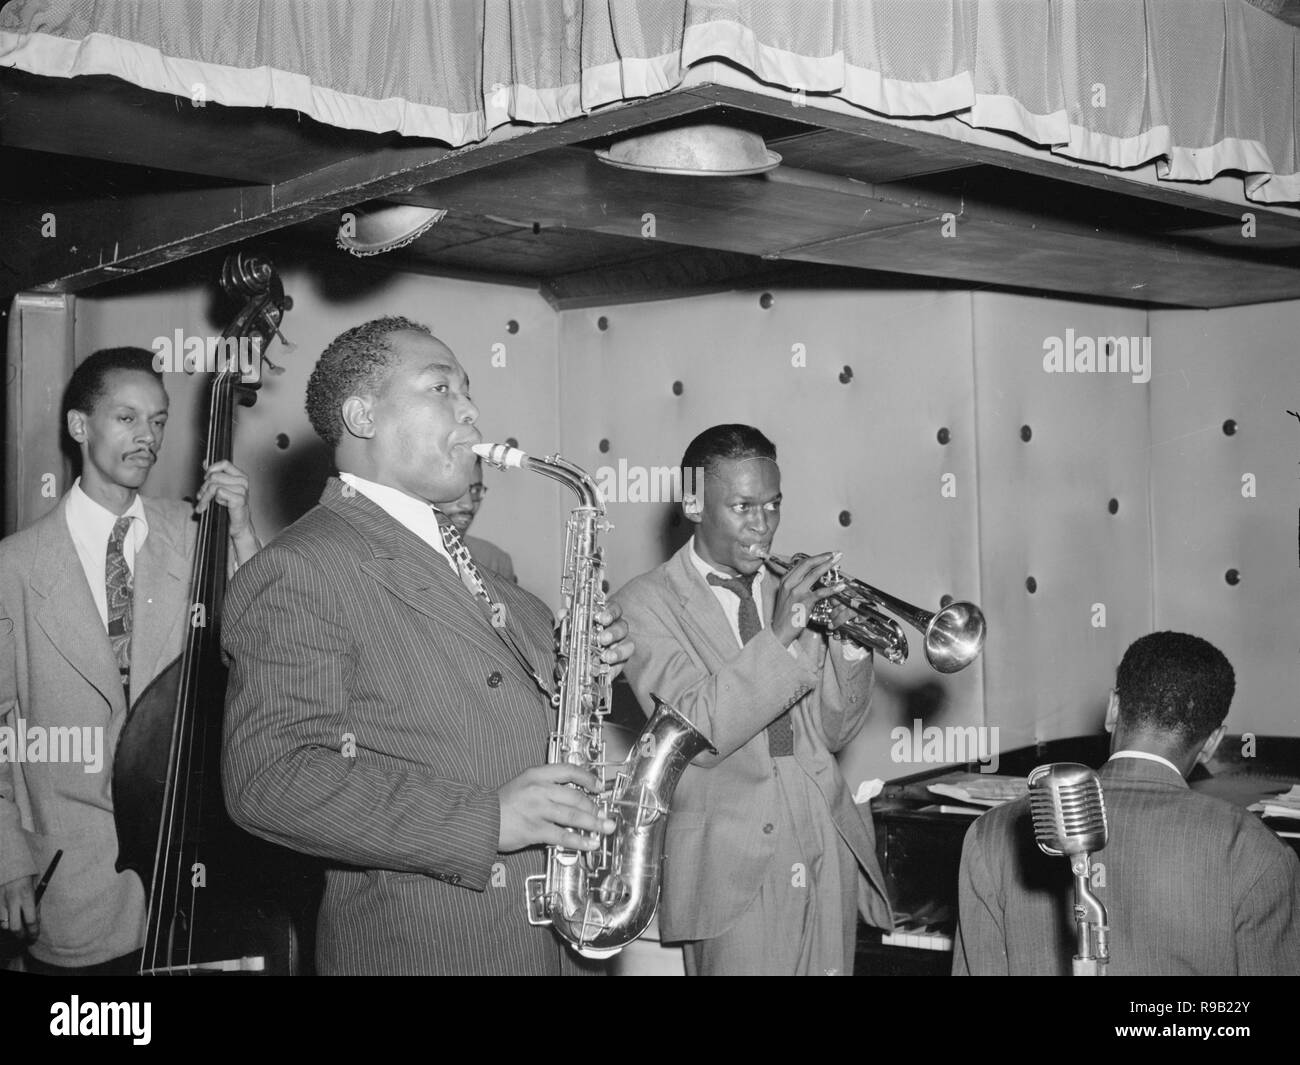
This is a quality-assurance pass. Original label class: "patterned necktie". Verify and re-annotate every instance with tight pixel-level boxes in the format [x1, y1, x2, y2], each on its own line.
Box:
[433, 507, 549, 697]
[707, 570, 794, 756]
[433, 509, 493, 606]
[105, 515, 133, 694]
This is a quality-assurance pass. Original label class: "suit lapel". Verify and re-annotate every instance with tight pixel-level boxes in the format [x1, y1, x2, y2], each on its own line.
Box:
[130, 498, 192, 700]
[325, 481, 546, 690]
[358, 553, 537, 683]
[664, 545, 744, 668]
[30, 500, 125, 717]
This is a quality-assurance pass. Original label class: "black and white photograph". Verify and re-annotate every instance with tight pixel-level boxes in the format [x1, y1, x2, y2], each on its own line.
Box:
[0, 0, 1296, 1039]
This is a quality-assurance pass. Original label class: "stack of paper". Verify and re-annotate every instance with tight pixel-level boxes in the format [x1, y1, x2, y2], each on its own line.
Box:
[927, 773, 1029, 807]
[1249, 784, 1300, 820]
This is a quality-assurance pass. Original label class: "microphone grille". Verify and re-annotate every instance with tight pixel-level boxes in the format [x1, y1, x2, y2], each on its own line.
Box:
[1028, 762, 1108, 857]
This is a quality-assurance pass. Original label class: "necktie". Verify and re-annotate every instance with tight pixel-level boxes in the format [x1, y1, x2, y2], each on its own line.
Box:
[106, 515, 133, 695]
[434, 510, 492, 606]
[433, 508, 550, 698]
[706, 570, 794, 756]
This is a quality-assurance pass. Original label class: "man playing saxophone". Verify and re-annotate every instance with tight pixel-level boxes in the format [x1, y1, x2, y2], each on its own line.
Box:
[220, 316, 633, 975]
[611, 424, 893, 975]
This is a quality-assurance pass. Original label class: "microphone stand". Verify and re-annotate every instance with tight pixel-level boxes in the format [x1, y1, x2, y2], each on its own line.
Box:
[1070, 852, 1109, 976]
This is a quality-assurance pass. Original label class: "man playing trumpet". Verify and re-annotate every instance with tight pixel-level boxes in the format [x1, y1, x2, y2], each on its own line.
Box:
[611, 424, 892, 975]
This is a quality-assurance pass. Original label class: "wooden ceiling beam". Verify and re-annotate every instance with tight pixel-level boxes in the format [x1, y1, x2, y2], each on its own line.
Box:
[682, 84, 1300, 230]
[1, 83, 716, 294]
[393, 142, 1300, 308]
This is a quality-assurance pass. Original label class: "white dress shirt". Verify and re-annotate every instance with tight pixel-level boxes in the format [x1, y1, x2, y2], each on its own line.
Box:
[65, 478, 149, 629]
[688, 539, 766, 647]
[338, 471, 457, 575]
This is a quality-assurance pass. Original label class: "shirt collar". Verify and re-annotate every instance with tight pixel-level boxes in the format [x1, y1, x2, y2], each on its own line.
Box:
[338, 471, 455, 570]
[1108, 749, 1183, 776]
[67, 477, 149, 539]
[689, 536, 765, 589]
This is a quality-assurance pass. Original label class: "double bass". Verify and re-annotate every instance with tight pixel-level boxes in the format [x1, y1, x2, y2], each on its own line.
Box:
[112, 252, 307, 974]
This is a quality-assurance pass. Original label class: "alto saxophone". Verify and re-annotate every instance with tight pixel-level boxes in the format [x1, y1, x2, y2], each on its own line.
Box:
[473, 443, 714, 959]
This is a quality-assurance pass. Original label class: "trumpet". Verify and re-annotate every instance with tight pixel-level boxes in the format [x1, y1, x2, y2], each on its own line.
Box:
[751, 548, 986, 673]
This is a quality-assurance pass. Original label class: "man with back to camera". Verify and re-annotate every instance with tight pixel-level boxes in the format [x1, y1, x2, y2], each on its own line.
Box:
[0, 347, 260, 974]
[953, 630, 1300, 975]
[611, 423, 893, 976]
[220, 315, 634, 974]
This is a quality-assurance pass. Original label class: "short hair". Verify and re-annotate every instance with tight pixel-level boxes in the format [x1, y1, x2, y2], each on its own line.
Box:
[63, 347, 162, 424]
[681, 424, 777, 479]
[305, 316, 435, 447]
[1115, 632, 1235, 744]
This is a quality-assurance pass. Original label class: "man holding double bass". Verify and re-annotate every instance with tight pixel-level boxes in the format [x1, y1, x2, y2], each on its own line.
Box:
[0, 347, 261, 974]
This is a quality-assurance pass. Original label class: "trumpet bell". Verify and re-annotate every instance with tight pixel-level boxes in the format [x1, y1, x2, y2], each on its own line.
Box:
[923, 601, 987, 674]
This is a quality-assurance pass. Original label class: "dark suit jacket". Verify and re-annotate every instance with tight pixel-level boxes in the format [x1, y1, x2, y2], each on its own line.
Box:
[464, 534, 516, 583]
[611, 543, 893, 943]
[0, 493, 194, 966]
[220, 478, 580, 975]
[953, 757, 1300, 975]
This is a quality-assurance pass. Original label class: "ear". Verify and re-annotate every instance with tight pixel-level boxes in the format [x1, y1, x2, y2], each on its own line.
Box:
[1103, 689, 1120, 734]
[340, 395, 376, 440]
[1197, 724, 1227, 766]
[66, 408, 88, 445]
[681, 493, 703, 525]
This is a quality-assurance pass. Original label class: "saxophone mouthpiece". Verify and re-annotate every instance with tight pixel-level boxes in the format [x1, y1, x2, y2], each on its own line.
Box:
[473, 442, 528, 469]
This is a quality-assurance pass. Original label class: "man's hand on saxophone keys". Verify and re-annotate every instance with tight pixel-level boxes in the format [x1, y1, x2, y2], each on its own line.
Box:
[556, 601, 634, 674]
[594, 601, 633, 673]
[497, 764, 618, 854]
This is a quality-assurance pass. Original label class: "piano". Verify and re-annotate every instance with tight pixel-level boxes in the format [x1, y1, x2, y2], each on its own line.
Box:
[855, 733, 1300, 976]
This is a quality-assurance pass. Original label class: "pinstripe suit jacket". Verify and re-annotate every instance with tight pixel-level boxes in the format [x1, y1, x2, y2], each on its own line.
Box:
[464, 535, 515, 583]
[953, 757, 1300, 975]
[221, 478, 577, 975]
[0, 493, 195, 966]
[610, 544, 893, 943]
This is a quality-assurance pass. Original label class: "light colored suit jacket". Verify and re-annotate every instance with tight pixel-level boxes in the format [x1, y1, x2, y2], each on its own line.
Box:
[221, 478, 580, 975]
[611, 544, 893, 942]
[0, 494, 194, 966]
[953, 757, 1300, 975]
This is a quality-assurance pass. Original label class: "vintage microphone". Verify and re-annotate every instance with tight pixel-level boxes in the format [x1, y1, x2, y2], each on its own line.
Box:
[1028, 763, 1110, 976]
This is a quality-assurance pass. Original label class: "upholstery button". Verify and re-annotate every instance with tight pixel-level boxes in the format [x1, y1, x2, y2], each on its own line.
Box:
[487, 671, 503, 688]
[763, 823, 774, 834]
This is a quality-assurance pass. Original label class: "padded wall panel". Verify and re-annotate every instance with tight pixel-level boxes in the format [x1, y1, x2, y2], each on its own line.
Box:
[74, 261, 565, 598]
[972, 292, 1152, 748]
[1148, 303, 1300, 737]
[6, 293, 75, 533]
[557, 288, 984, 787]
